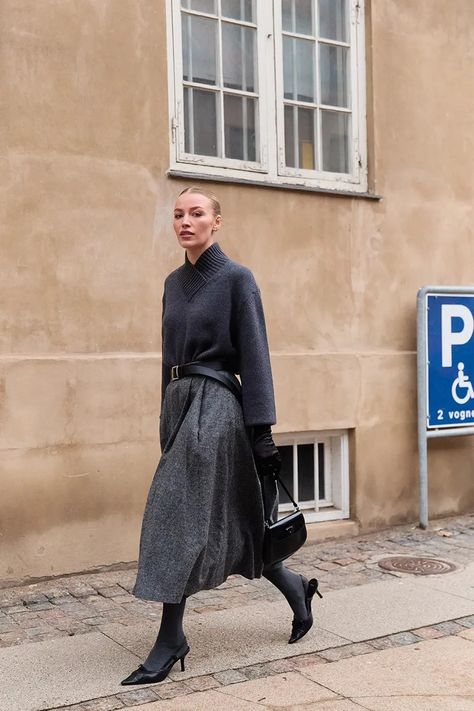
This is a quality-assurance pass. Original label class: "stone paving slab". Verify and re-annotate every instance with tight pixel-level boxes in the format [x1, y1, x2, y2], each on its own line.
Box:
[100, 599, 350, 681]
[315, 575, 474, 642]
[408, 560, 474, 600]
[285, 703, 364, 711]
[218, 670, 338, 706]
[284, 703, 363, 711]
[358, 696, 474, 711]
[128, 689, 262, 710]
[127, 691, 365, 711]
[0, 632, 142, 711]
[300, 635, 474, 699]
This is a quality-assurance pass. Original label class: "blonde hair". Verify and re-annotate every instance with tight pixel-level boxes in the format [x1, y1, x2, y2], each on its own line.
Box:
[178, 186, 221, 217]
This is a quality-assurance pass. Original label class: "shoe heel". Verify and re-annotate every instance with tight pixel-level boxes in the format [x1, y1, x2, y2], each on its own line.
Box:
[179, 645, 189, 672]
[308, 578, 323, 599]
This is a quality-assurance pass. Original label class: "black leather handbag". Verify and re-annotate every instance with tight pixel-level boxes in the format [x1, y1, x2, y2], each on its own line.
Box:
[262, 473, 307, 567]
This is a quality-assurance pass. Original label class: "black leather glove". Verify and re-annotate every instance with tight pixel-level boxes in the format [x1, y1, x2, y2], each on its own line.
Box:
[251, 424, 281, 477]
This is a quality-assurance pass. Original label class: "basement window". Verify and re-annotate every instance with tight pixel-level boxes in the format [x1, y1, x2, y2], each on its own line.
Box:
[274, 430, 349, 522]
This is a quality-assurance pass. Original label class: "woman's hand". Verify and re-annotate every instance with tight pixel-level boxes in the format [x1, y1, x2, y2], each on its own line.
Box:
[251, 425, 281, 477]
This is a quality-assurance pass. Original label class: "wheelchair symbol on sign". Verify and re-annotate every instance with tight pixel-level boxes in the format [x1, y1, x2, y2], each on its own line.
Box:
[452, 362, 474, 404]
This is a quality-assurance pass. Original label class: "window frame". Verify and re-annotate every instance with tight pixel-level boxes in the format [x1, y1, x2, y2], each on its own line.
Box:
[169, 1, 270, 174]
[274, 430, 350, 523]
[167, 1, 367, 193]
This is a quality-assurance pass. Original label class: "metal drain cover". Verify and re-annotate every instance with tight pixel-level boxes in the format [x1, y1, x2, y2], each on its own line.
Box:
[378, 556, 456, 575]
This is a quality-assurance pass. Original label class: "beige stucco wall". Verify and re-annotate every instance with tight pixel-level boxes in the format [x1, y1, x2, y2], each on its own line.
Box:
[1, 0, 473, 582]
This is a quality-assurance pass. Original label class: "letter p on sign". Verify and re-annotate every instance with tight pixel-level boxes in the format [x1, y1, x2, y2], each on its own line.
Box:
[441, 305, 474, 367]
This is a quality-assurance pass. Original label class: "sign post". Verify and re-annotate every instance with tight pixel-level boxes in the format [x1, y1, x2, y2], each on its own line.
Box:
[417, 286, 474, 528]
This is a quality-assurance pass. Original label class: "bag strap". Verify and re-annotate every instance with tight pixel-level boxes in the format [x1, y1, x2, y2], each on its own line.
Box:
[273, 472, 300, 511]
[262, 470, 300, 524]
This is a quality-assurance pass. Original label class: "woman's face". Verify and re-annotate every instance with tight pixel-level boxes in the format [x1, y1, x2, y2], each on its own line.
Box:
[173, 192, 221, 256]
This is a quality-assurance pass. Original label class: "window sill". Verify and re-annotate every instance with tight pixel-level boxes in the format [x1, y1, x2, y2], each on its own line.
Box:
[306, 519, 359, 543]
[167, 169, 382, 200]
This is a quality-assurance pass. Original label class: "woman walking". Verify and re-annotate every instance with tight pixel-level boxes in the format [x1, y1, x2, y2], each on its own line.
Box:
[121, 187, 320, 686]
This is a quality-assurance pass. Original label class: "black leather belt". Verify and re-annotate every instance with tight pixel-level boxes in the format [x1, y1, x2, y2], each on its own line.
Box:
[170, 361, 242, 403]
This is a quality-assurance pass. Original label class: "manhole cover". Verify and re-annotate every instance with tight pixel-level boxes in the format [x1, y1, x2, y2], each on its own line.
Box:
[378, 556, 456, 575]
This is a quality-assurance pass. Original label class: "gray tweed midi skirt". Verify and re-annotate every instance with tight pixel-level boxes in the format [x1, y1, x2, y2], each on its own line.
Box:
[133, 375, 278, 604]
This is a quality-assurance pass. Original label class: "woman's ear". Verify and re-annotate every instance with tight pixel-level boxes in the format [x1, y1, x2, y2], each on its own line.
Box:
[213, 214, 222, 232]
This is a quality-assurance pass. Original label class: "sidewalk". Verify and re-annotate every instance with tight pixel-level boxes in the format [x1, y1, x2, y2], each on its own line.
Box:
[1, 513, 474, 711]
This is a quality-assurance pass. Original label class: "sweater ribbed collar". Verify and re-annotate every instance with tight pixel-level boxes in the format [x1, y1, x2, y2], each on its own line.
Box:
[180, 242, 229, 300]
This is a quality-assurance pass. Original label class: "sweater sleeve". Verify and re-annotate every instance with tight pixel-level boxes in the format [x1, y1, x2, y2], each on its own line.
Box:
[236, 288, 277, 427]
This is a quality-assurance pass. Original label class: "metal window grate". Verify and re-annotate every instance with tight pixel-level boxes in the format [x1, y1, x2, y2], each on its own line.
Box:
[274, 430, 349, 523]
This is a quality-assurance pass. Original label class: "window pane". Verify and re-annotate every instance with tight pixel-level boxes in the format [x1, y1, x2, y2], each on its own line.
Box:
[296, 38, 314, 101]
[298, 444, 314, 502]
[182, 0, 216, 13]
[223, 23, 256, 92]
[321, 110, 349, 173]
[284, 106, 315, 169]
[282, 0, 313, 34]
[318, 442, 325, 499]
[282, 0, 292, 30]
[185, 88, 218, 156]
[224, 95, 256, 161]
[283, 38, 293, 99]
[246, 97, 257, 161]
[298, 107, 315, 169]
[182, 14, 217, 85]
[284, 105, 296, 167]
[222, 0, 254, 22]
[283, 37, 315, 102]
[295, 0, 313, 34]
[184, 87, 191, 153]
[278, 446, 293, 504]
[245, 30, 257, 93]
[319, 0, 348, 42]
[320, 44, 349, 107]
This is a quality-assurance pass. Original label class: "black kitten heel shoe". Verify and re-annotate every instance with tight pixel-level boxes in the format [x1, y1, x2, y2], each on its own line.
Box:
[121, 641, 190, 686]
[288, 577, 323, 644]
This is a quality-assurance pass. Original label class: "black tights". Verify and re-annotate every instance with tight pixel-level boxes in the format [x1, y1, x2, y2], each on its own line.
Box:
[143, 596, 187, 671]
[263, 562, 307, 619]
[143, 565, 306, 670]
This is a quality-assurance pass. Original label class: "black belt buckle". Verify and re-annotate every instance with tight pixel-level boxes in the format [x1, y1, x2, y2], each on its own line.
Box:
[171, 365, 180, 381]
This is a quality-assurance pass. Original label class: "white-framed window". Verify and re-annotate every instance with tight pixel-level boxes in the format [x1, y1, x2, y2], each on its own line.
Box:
[167, 1, 367, 193]
[274, 430, 349, 522]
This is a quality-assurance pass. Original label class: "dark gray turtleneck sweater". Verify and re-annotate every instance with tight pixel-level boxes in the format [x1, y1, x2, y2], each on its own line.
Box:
[161, 242, 276, 426]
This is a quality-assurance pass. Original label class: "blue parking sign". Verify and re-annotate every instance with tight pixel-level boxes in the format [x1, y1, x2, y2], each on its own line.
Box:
[426, 294, 474, 428]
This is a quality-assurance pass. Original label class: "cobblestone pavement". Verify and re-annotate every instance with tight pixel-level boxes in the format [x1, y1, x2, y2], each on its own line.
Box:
[2, 514, 474, 710]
